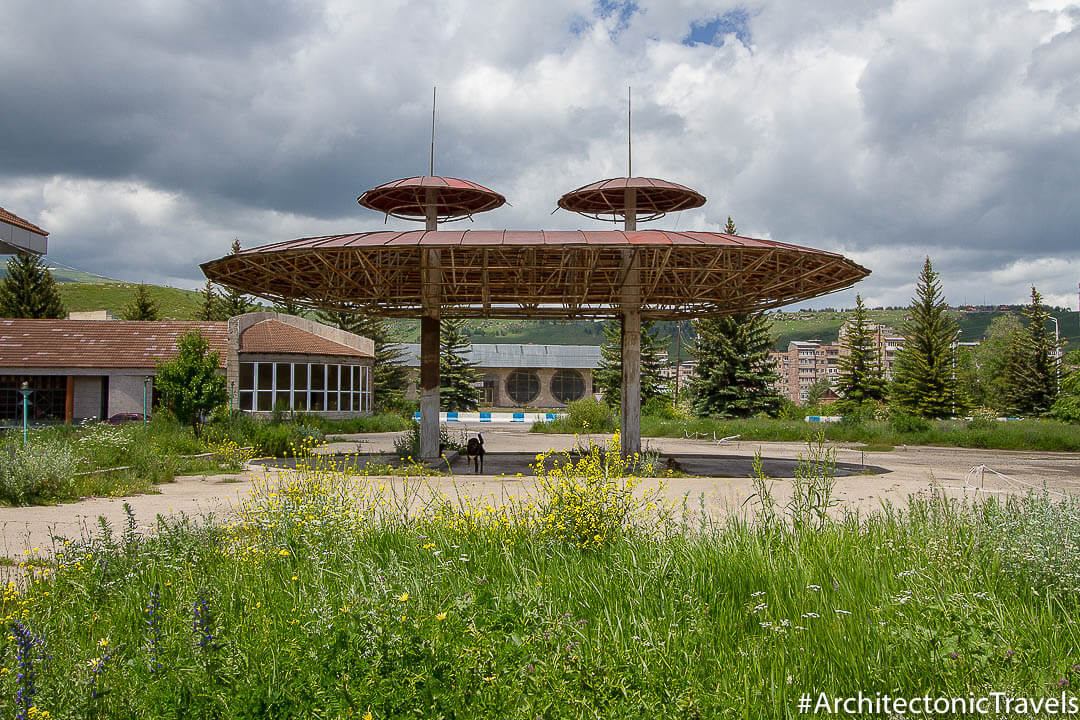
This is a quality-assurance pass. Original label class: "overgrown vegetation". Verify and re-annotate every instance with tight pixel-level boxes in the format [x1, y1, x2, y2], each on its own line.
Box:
[3, 440, 1078, 716]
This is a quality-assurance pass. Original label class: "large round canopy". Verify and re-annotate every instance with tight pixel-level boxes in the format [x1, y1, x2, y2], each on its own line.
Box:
[558, 177, 706, 221]
[201, 229, 869, 320]
[358, 176, 505, 221]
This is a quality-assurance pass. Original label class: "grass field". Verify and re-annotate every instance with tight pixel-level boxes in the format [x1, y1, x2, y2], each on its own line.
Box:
[1, 443, 1077, 717]
[56, 282, 207, 320]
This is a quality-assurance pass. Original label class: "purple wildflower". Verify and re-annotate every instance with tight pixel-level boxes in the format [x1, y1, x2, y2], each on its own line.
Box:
[11, 621, 46, 720]
[192, 597, 220, 651]
[146, 584, 163, 671]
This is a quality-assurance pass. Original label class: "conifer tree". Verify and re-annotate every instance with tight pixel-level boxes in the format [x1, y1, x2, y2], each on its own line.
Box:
[196, 280, 227, 321]
[890, 257, 962, 418]
[689, 312, 781, 417]
[836, 294, 886, 410]
[218, 239, 255, 317]
[316, 308, 410, 408]
[0, 253, 66, 319]
[593, 319, 669, 407]
[723, 216, 738, 235]
[121, 284, 161, 321]
[1003, 287, 1059, 415]
[272, 298, 307, 317]
[439, 318, 480, 411]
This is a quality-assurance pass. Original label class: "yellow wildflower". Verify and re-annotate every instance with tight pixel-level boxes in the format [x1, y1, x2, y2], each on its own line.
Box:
[397, 592, 409, 602]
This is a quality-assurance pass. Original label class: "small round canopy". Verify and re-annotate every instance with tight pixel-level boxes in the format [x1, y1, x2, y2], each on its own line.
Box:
[201, 229, 869, 320]
[358, 176, 505, 221]
[558, 177, 706, 222]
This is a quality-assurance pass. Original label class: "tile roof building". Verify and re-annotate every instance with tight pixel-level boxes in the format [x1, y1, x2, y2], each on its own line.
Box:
[1, 312, 374, 424]
[0, 206, 48, 255]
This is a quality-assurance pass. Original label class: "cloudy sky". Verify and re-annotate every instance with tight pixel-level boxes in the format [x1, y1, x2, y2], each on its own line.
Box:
[2, 0, 1078, 309]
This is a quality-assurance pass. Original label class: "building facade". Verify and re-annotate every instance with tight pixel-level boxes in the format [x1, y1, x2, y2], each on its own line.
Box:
[402, 343, 601, 409]
[0, 312, 374, 424]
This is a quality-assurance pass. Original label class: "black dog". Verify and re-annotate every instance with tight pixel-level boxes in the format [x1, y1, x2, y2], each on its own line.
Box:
[466, 432, 485, 473]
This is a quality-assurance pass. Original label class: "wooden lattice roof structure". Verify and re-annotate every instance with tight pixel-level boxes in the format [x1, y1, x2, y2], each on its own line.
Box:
[357, 176, 505, 222]
[558, 177, 705, 222]
[200, 229, 869, 321]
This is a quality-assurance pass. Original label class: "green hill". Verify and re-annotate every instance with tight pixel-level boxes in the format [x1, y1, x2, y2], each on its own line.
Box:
[46, 276, 1079, 354]
[57, 281, 206, 320]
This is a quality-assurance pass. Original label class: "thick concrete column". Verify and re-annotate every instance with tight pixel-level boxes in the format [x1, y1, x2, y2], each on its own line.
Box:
[623, 186, 637, 231]
[420, 244, 442, 461]
[620, 243, 641, 459]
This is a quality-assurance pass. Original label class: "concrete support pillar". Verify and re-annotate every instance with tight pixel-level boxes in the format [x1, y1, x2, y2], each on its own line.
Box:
[420, 245, 442, 461]
[623, 187, 637, 231]
[620, 245, 641, 459]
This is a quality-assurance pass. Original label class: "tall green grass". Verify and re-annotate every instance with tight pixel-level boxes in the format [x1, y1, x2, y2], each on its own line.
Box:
[2, 449, 1078, 717]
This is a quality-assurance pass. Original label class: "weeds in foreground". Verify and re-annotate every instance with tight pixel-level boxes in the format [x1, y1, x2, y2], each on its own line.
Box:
[1, 441, 1078, 717]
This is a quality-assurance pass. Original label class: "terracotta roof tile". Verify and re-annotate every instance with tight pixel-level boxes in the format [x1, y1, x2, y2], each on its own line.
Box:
[0, 320, 226, 369]
[239, 320, 370, 357]
[0, 207, 49, 236]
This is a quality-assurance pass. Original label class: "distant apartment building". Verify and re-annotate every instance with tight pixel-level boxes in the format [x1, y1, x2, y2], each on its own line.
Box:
[770, 322, 907, 403]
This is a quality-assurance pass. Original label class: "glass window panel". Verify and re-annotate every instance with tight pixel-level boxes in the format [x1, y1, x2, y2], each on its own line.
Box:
[311, 365, 324, 391]
[294, 364, 308, 391]
[353, 366, 360, 388]
[310, 390, 324, 411]
[239, 363, 254, 391]
[275, 364, 291, 391]
[328, 365, 338, 392]
[239, 391, 253, 411]
[275, 391, 290, 410]
[257, 363, 273, 391]
[506, 370, 540, 404]
[341, 365, 352, 392]
[293, 392, 307, 411]
[257, 391, 273, 411]
[551, 370, 586, 404]
[327, 391, 338, 411]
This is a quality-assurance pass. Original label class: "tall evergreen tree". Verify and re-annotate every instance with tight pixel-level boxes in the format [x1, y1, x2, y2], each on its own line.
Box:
[316, 308, 410, 408]
[689, 312, 781, 417]
[196, 279, 227, 321]
[0, 253, 66, 319]
[890, 257, 962, 418]
[439, 318, 480, 411]
[836, 294, 886, 409]
[218, 239, 255, 317]
[121, 284, 161, 321]
[272, 298, 307, 317]
[593, 319, 669, 407]
[1003, 287, 1059, 416]
[723, 216, 738, 235]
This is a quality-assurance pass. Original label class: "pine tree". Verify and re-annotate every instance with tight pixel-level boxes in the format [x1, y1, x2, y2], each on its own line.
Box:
[723, 216, 737, 235]
[121, 284, 161, 321]
[835, 294, 886, 410]
[593, 319, 669, 407]
[196, 280, 227, 321]
[1003, 287, 1059, 416]
[272, 298, 307, 317]
[0, 253, 66, 319]
[689, 312, 781, 417]
[316, 308, 410, 408]
[218, 239, 255, 317]
[439, 318, 480, 411]
[890, 257, 962, 418]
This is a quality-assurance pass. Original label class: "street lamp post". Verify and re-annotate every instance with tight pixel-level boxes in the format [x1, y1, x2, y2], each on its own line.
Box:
[1049, 315, 1061, 391]
[18, 381, 32, 443]
[143, 376, 151, 427]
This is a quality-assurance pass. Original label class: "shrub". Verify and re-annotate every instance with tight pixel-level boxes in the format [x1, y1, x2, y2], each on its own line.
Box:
[888, 409, 932, 434]
[642, 395, 678, 420]
[0, 434, 79, 504]
[565, 397, 616, 432]
[393, 421, 465, 459]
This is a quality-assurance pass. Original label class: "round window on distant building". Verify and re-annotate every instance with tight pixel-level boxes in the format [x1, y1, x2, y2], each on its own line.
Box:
[551, 369, 586, 404]
[506, 370, 540, 405]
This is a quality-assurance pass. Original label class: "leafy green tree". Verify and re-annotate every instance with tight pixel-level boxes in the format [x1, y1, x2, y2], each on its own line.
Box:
[1051, 350, 1080, 423]
[121, 284, 160, 321]
[196, 280, 228, 321]
[593, 319, 669, 407]
[218, 239, 255, 317]
[0, 253, 66, 318]
[963, 314, 1022, 411]
[689, 312, 781, 418]
[439, 318, 480, 411]
[1003, 287, 1060, 416]
[154, 331, 228, 437]
[803, 377, 833, 409]
[835, 294, 886, 411]
[316, 308, 410, 410]
[890, 257, 962, 418]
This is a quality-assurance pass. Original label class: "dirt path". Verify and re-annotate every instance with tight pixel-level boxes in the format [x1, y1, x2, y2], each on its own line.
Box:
[2, 430, 1079, 559]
